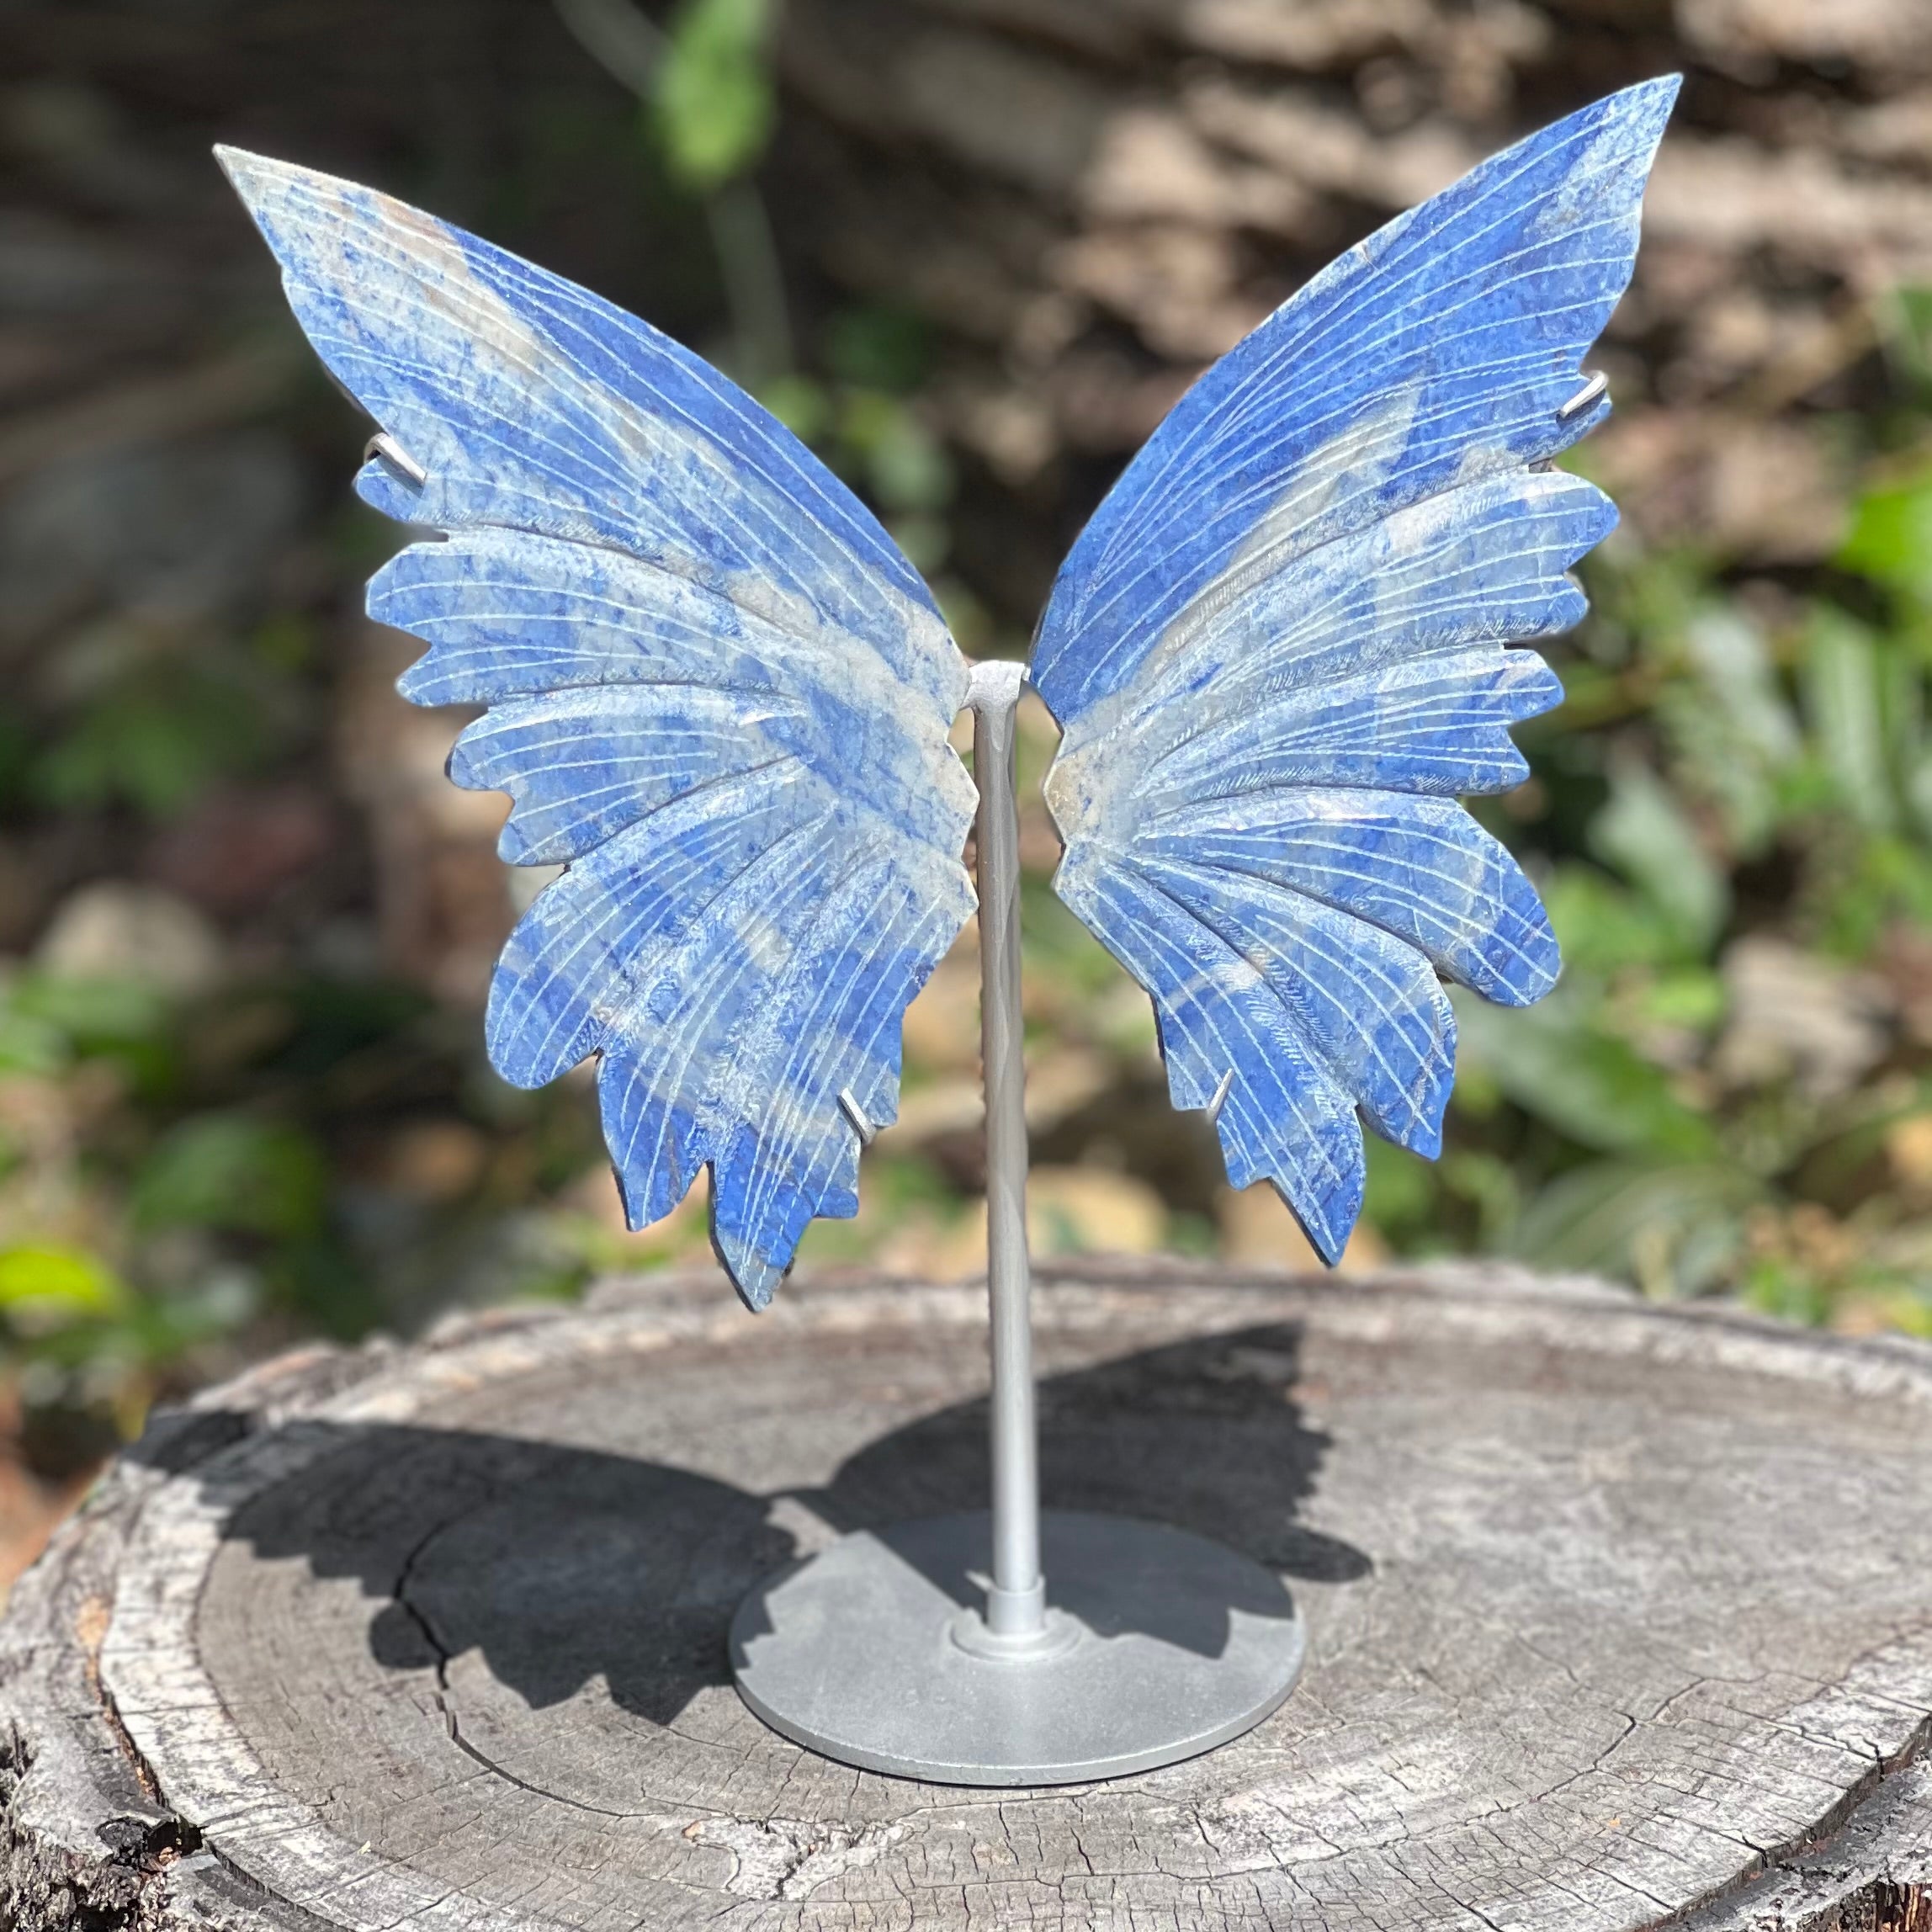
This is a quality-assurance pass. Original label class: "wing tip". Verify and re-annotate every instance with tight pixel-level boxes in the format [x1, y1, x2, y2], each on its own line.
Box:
[213, 143, 405, 247]
[484, 953, 599, 1092]
[1388, 1109, 1446, 1164]
[712, 1223, 785, 1312]
[212, 143, 310, 218]
[1269, 1177, 1354, 1269]
[214, 145, 284, 241]
[1480, 932, 1563, 1008]
[1559, 73, 1682, 150]
[393, 653, 443, 708]
[1563, 73, 1682, 189]
[1621, 72, 1685, 121]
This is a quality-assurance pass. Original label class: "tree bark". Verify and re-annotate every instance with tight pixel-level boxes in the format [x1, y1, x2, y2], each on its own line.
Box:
[7, 1260, 1932, 1929]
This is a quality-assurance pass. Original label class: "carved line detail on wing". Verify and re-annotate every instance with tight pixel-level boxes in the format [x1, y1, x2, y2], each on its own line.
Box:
[1135, 650, 1563, 806]
[1048, 472, 1608, 845]
[373, 528, 975, 871]
[1071, 362, 1608, 700]
[1113, 470, 1613, 729]
[734, 871, 963, 1244]
[489, 771, 825, 1086]
[600, 837, 840, 1200]
[1134, 851, 1456, 1154]
[223, 154, 962, 711]
[1073, 864, 1365, 1258]
[1032, 79, 1677, 723]
[1133, 797, 1560, 1006]
[486, 245, 932, 598]
[1138, 247, 1637, 533]
[232, 162, 848, 555]
[1077, 111, 1655, 594]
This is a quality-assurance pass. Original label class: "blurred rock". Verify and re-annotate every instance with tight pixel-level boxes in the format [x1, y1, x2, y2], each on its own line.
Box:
[0, 837, 48, 951]
[2, 78, 195, 214]
[1023, 1047, 1113, 1133]
[884, 1043, 1114, 1149]
[1886, 1112, 1932, 1203]
[874, 1205, 990, 1280]
[378, 1120, 490, 1205]
[1841, 90, 1932, 167]
[337, 624, 515, 1007]
[0, 206, 183, 327]
[35, 879, 224, 994]
[887, 1075, 985, 1145]
[1219, 1182, 1389, 1272]
[1701, 420, 1851, 562]
[1185, 80, 1477, 210]
[1646, 135, 1932, 281]
[1881, 923, 1932, 1046]
[1714, 937, 1893, 1099]
[1080, 107, 1309, 235]
[0, 432, 303, 649]
[1594, 410, 1851, 563]
[1051, 225, 1266, 362]
[885, 1162, 1171, 1277]
[1027, 1163, 1167, 1254]
[1677, 0, 1932, 69]
[899, 947, 980, 1072]
[566, 1160, 714, 1265]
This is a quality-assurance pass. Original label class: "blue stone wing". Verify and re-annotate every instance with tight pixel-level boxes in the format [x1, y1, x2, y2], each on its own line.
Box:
[1033, 79, 1677, 1262]
[220, 149, 976, 1308]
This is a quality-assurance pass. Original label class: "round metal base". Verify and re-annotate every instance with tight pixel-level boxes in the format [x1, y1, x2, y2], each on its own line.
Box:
[729, 1510, 1305, 1786]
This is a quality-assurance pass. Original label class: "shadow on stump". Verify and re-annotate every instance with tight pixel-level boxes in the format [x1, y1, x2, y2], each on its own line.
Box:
[132, 1323, 1370, 1727]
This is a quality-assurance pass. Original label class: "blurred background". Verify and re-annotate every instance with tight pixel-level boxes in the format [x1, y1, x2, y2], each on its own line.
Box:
[7, 0, 1932, 1579]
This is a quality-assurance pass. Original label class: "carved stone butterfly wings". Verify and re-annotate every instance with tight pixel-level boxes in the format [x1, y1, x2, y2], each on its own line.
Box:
[220, 75, 1677, 1308]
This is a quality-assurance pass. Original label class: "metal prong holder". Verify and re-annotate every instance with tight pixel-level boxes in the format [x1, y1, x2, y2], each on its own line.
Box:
[728, 660, 1307, 1786]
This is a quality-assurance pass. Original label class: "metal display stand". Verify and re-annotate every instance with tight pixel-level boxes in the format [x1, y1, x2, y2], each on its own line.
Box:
[728, 661, 1307, 1786]
[212, 83, 1680, 1801]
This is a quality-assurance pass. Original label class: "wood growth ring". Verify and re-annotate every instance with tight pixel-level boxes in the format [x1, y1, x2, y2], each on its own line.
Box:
[6, 1261, 1932, 1929]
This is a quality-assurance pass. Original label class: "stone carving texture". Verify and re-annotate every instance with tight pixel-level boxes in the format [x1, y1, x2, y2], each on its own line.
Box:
[219, 151, 978, 1308]
[217, 78, 1676, 1292]
[1038, 79, 1678, 1261]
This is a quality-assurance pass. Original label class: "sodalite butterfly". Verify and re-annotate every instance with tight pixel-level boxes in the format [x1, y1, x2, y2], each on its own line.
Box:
[219, 73, 1676, 1307]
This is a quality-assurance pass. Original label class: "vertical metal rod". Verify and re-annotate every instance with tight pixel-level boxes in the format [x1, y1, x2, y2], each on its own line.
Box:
[967, 658, 1044, 1641]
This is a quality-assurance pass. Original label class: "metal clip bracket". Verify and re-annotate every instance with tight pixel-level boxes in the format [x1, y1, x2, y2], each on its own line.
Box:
[838, 1087, 878, 1146]
[1204, 1068, 1235, 1128]
[1557, 370, 1609, 421]
[364, 432, 427, 487]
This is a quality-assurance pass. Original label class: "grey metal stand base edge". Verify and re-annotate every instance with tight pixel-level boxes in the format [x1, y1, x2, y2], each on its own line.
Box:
[730, 1509, 1306, 1786]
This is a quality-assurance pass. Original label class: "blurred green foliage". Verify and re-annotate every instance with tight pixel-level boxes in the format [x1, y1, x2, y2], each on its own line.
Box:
[15, 381, 1932, 1469]
[0, 955, 618, 1468]
[762, 305, 989, 644]
[1439, 454, 1932, 1331]
[10, 10, 1932, 1479]
[653, 0, 776, 192]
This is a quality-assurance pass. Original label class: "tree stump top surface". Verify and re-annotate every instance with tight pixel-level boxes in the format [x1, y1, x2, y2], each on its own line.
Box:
[8, 1261, 1932, 1931]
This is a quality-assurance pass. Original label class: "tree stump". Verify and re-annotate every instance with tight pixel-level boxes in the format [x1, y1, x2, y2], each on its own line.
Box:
[6, 1261, 1932, 1931]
